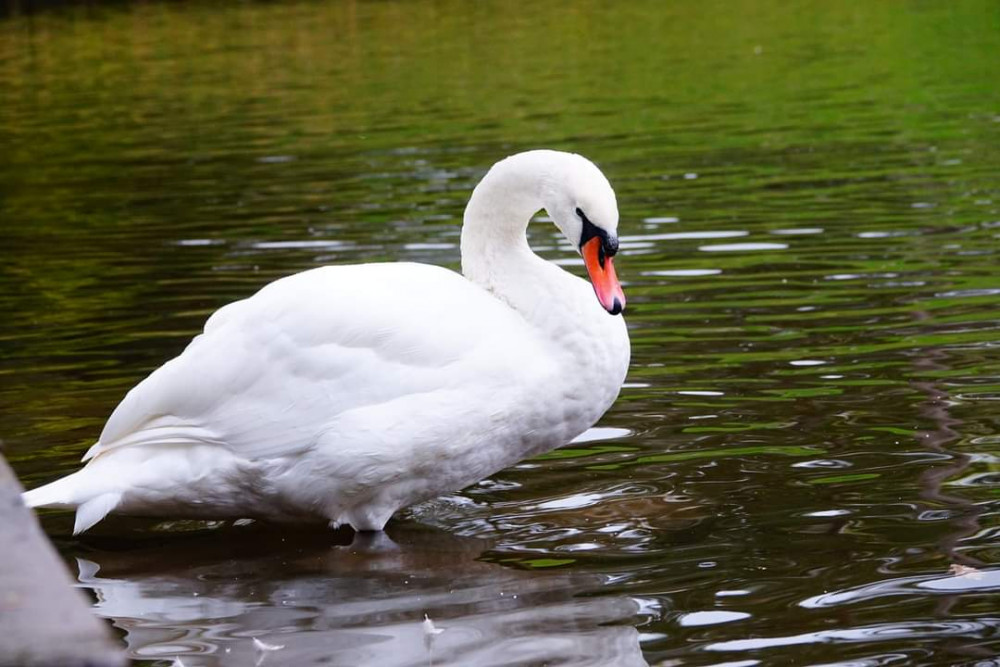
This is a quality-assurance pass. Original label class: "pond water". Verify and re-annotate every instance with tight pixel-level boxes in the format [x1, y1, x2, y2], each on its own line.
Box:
[3, 1, 1000, 665]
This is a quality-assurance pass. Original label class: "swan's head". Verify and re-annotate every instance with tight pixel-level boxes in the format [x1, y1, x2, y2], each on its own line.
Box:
[463, 149, 627, 315]
[540, 152, 626, 316]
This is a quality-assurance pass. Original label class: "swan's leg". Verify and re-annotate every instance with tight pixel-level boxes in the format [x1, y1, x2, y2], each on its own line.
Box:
[349, 530, 400, 553]
[340, 502, 396, 533]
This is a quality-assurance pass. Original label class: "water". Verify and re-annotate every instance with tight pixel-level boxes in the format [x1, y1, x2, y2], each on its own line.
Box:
[2, 0, 1000, 664]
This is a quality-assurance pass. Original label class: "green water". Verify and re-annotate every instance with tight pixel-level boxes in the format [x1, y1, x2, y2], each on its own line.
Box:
[3, 1, 1000, 664]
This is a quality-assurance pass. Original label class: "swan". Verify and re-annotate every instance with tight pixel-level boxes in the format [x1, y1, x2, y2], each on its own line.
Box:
[23, 149, 630, 535]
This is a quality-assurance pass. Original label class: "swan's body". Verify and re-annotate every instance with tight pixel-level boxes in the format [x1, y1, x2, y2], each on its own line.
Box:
[24, 150, 630, 534]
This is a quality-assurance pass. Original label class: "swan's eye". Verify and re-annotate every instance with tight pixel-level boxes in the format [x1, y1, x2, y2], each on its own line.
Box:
[575, 207, 585, 219]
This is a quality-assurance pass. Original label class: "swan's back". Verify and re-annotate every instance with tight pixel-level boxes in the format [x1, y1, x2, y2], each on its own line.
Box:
[92, 262, 552, 463]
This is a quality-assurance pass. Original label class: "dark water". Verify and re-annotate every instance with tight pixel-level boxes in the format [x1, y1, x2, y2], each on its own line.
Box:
[3, 1, 1000, 665]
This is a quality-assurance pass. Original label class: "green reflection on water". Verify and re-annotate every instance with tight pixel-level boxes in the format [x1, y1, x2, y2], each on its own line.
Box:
[808, 472, 882, 485]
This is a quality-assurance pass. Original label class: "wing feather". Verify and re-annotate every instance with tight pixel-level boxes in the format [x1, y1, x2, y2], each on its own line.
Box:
[88, 263, 546, 462]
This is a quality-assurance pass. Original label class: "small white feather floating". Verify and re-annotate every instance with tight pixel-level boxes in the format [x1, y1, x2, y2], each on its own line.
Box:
[252, 638, 285, 652]
[423, 614, 445, 637]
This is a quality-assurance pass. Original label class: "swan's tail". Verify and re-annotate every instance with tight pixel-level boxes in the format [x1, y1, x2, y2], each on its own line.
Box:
[23, 470, 122, 535]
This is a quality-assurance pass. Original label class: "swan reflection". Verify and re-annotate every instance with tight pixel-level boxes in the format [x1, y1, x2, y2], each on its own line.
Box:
[77, 522, 647, 666]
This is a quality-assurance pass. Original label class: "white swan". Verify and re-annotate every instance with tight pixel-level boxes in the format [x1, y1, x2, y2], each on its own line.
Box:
[24, 150, 630, 535]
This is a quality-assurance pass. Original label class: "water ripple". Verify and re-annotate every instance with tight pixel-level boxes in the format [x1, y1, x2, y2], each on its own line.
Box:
[705, 619, 1000, 652]
[800, 568, 1000, 608]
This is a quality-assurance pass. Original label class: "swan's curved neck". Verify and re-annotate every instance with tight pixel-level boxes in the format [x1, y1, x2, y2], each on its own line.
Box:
[460, 153, 553, 288]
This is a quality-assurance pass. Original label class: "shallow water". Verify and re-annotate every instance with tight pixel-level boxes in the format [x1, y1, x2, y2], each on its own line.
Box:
[3, 1, 1000, 665]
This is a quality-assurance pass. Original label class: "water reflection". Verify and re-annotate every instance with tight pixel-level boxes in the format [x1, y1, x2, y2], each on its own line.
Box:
[77, 523, 647, 667]
[801, 566, 1000, 608]
[705, 619, 1000, 653]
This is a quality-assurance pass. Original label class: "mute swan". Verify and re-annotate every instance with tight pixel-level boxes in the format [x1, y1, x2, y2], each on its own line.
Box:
[24, 150, 630, 535]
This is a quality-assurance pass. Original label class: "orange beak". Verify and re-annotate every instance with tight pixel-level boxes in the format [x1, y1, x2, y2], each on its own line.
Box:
[582, 237, 626, 315]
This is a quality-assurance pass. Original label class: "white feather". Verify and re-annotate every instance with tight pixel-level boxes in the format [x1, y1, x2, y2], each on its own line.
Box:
[74, 492, 123, 535]
[252, 637, 284, 652]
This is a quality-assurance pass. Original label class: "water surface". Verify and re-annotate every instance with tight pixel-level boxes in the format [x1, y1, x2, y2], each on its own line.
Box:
[2, 1, 1000, 665]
